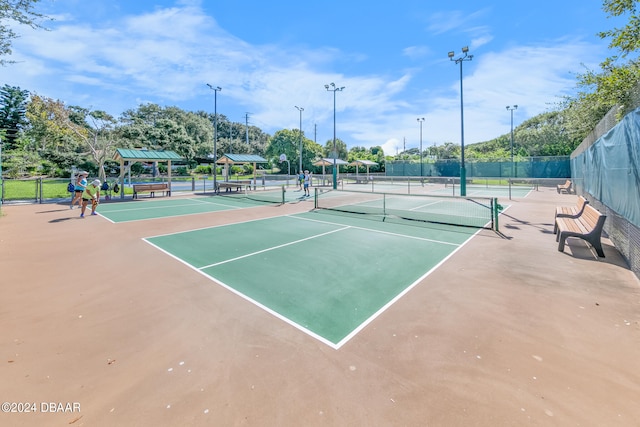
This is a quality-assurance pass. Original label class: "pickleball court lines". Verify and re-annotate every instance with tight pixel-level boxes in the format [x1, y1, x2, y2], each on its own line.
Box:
[143, 213, 479, 348]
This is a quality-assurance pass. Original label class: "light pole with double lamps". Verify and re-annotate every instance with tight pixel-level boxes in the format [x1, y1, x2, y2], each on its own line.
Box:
[506, 105, 518, 175]
[295, 106, 304, 174]
[206, 84, 222, 192]
[448, 46, 473, 196]
[325, 83, 345, 190]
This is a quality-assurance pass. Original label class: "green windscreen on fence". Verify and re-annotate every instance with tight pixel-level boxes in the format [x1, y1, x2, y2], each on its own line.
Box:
[571, 108, 640, 228]
[386, 157, 570, 178]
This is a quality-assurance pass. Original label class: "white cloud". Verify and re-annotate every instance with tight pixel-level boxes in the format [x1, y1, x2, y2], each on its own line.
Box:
[403, 45, 430, 59]
[2, 3, 607, 156]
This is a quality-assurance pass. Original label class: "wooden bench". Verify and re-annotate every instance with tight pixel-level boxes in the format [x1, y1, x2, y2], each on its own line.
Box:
[325, 177, 343, 187]
[554, 196, 589, 234]
[133, 183, 170, 199]
[557, 179, 572, 194]
[216, 181, 251, 194]
[556, 204, 606, 257]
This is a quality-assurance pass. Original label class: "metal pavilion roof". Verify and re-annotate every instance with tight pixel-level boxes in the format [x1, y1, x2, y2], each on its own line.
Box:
[216, 154, 268, 164]
[313, 158, 349, 166]
[114, 148, 183, 162]
[348, 160, 378, 166]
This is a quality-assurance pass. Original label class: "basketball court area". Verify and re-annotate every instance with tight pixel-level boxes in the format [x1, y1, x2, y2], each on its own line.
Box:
[1, 187, 639, 426]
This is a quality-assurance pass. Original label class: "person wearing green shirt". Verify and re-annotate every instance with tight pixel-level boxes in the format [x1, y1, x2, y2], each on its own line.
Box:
[81, 179, 101, 218]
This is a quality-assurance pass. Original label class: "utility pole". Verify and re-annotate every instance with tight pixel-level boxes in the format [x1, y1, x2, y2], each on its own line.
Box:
[417, 118, 425, 177]
[245, 113, 250, 147]
[229, 122, 233, 154]
[295, 106, 304, 173]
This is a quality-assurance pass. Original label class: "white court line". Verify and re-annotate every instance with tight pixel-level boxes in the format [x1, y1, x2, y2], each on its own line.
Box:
[100, 198, 241, 213]
[198, 226, 351, 269]
[142, 212, 484, 349]
[98, 198, 263, 224]
[190, 197, 264, 209]
[142, 237, 341, 349]
[380, 195, 493, 225]
[144, 214, 292, 239]
[333, 225, 484, 349]
[96, 212, 116, 224]
[289, 214, 460, 247]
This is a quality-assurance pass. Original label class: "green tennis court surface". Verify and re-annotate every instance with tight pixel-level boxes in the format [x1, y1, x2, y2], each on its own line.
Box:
[97, 192, 293, 223]
[144, 211, 479, 348]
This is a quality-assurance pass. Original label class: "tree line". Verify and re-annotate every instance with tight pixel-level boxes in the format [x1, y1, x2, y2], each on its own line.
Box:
[0, 88, 386, 179]
[1, 0, 639, 179]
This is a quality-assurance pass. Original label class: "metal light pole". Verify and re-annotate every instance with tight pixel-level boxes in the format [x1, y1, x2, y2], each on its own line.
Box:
[206, 84, 221, 192]
[295, 106, 304, 173]
[325, 83, 345, 189]
[448, 46, 473, 196]
[417, 118, 425, 177]
[0, 135, 3, 211]
[506, 105, 518, 177]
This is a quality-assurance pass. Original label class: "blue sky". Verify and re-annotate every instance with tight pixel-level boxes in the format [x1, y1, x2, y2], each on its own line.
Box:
[1, 0, 622, 155]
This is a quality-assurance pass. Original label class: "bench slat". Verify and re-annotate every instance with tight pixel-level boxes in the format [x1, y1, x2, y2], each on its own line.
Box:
[554, 196, 589, 234]
[556, 204, 606, 257]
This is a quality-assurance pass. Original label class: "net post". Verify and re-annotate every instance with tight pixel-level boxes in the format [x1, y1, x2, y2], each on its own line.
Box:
[383, 193, 386, 216]
[314, 187, 319, 209]
[492, 197, 499, 231]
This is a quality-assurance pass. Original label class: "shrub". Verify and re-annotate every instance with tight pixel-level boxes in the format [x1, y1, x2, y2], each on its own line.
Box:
[194, 165, 211, 174]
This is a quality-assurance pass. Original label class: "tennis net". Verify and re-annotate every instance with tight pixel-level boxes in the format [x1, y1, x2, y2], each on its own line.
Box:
[219, 185, 285, 205]
[314, 188, 499, 230]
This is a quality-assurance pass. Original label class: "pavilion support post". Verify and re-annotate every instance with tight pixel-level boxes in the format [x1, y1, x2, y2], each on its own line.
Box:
[253, 162, 257, 190]
[119, 159, 125, 199]
[167, 160, 172, 196]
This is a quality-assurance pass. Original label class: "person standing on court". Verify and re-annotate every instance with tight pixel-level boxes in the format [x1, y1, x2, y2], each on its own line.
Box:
[70, 171, 88, 209]
[298, 171, 304, 190]
[80, 179, 101, 218]
[303, 170, 311, 197]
